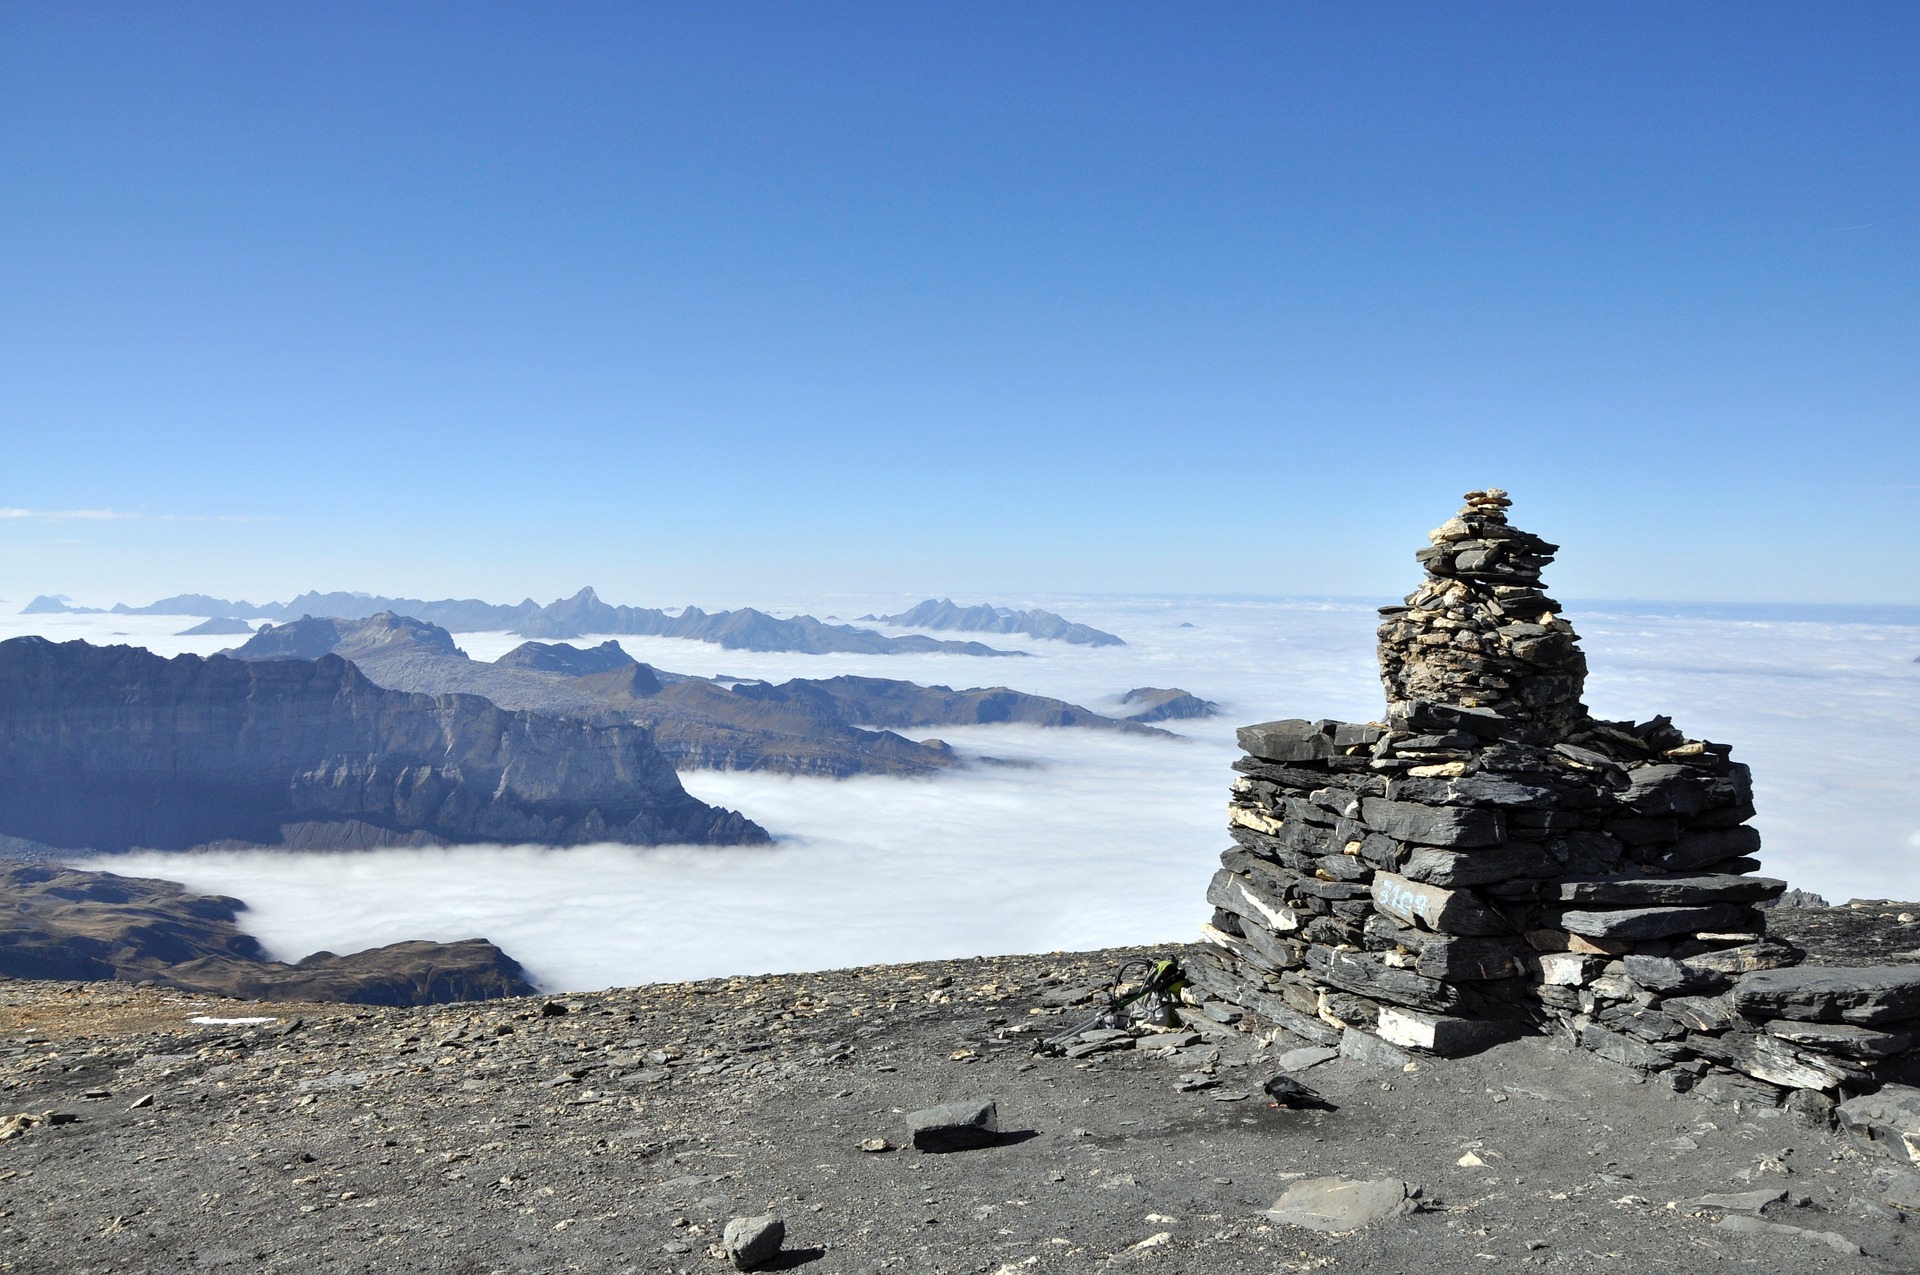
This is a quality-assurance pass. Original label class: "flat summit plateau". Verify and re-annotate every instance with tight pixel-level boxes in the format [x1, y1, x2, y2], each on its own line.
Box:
[7, 938, 1920, 1274]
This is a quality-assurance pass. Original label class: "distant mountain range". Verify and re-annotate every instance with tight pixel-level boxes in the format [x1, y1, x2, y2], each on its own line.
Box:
[24, 588, 1024, 657]
[227, 613, 1173, 778]
[862, 598, 1124, 646]
[21, 594, 104, 614]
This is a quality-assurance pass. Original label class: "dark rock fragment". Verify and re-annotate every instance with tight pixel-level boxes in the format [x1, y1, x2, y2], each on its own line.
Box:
[1557, 874, 1783, 907]
[1359, 798, 1504, 848]
[1238, 720, 1337, 763]
[1557, 903, 1752, 941]
[1371, 873, 1510, 936]
[1765, 1020, 1913, 1059]
[1401, 844, 1555, 887]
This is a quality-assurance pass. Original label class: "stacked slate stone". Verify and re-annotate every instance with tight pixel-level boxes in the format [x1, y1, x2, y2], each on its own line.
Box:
[1187, 489, 1920, 1117]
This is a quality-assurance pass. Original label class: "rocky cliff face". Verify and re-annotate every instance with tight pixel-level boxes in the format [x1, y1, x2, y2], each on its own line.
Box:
[0, 637, 766, 853]
[0, 864, 534, 1005]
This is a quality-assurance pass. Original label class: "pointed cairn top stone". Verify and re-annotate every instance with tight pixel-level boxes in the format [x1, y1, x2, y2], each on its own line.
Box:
[1376, 489, 1589, 743]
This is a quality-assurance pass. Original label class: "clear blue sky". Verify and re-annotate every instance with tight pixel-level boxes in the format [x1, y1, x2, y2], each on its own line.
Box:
[2, 4, 1915, 606]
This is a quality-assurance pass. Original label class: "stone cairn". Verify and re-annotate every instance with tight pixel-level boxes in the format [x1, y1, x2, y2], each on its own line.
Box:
[1187, 489, 1920, 1126]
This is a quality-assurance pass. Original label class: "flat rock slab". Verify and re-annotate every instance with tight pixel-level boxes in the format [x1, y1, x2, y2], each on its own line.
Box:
[1401, 844, 1555, 888]
[1360, 797, 1504, 848]
[1558, 903, 1748, 941]
[1273, 1046, 1339, 1072]
[906, 1099, 998, 1151]
[1238, 720, 1339, 763]
[1557, 874, 1785, 907]
[1767, 1019, 1913, 1059]
[1679, 939, 1802, 976]
[295, 1070, 370, 1092]
[1734, 966, 1920, 1026]
[1376, 1006, 1514, 1056]
[1267, 1176, 1420, 1232]
[1337, 1029, 1413, 1069]
[1690, 1188, 1787, 1213]
[1384, 772, 1556, 809]
[1714, 1214, 1862, 1255]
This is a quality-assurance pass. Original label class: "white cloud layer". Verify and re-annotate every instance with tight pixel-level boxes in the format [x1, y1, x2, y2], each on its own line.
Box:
[10, 594, 1912, 994]
[0, 508, 145, 520]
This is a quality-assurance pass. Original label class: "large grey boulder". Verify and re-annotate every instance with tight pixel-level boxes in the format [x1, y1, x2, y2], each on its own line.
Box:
[906, 1099, 999, 1151]
[722, 1214, 784, 1270]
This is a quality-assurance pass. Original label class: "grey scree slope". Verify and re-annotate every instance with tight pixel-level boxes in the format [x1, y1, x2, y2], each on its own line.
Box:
[1189, 488, 1920, 1128]
[9, 947, 1920, 1273]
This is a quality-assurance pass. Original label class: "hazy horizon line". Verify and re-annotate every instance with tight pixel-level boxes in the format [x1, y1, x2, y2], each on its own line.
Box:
[11, 587, 1920, 628]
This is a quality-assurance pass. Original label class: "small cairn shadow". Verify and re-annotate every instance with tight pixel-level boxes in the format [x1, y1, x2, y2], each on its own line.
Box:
[1443, 1021, 1533, 1059]
[759, 1248, 827, 1270]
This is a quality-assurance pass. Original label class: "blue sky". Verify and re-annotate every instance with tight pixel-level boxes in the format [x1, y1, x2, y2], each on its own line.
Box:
[2, 4, 1915, 606]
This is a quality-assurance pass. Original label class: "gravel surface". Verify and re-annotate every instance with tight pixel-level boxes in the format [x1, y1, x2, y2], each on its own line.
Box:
[5, 945, 1918, 1273]
[1768, 904, 1920, 968]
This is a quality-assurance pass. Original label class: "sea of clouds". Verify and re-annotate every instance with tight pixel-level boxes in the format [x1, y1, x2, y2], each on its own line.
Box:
[7, 594, 1914, 993]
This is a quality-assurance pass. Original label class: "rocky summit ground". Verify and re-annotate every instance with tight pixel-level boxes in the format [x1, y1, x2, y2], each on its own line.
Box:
[6, 944, 1920, 1275]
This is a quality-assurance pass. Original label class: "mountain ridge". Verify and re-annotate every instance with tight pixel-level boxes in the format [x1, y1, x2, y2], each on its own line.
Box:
[0, 636, 765, 854]
[224, 616, 1173, 778]
[0, 863, 534, 1005]
[37, 588, 1028, 656]
[861, 597, 1124, 646]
